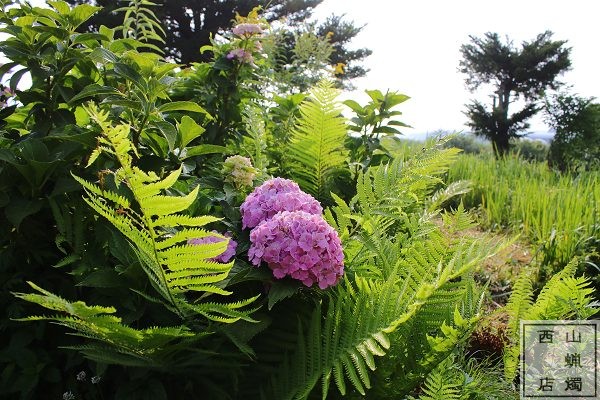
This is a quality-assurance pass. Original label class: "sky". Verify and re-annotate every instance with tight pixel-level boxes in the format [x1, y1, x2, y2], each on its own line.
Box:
[312, 0, 600, 136]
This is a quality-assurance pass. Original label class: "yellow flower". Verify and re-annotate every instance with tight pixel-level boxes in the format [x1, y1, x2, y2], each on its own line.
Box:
[235, 6, 262, 24]
[333, 62, 346, 75]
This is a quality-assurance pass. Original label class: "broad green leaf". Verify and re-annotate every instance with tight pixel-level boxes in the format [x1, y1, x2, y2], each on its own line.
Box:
[5, 198, 43, 228]
[98, 25, 115, 41]
[71, 33, 109, 45]
[114, 63, 144, 90]
[48, 1, 70, 15]
[181, 144, 228, 159]
[267, 280, 301, 310]
[0, 62, 18, 79]
[343, 99, 364, 114]
[373, 126, 401, 135]
[69, 84, 123, 104]
[158, 101, 211, 118]
[77, 269, 122, 288]
[89, 47, 118, 64]
[177, 116, 205, 149]
[9, 68, 29, 91]
[151, 121, 178, 152]
[68, 4, 101, 28]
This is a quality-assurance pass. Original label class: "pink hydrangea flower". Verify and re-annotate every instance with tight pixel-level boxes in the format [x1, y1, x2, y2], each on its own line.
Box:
[240, 178, 322, 229]
[188, 232, 238, 263]
[248, 211, 344, 289]
[227, 48, 254, 64]
[232, 23, 262, 36]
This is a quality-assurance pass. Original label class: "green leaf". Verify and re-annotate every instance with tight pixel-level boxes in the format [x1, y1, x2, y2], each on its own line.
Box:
[77, 269, 123, 288]
[343, 99, 364, 114]
[177, 116, 205, 149]
[9, 68, 29, 91]
[373, 126, 401, 135]
[151, 121, 177, 152]
[68, 4, 101, 28]
[69, 84, 123, 104]
[88, 47, 118, 64]
[158, 101, 211, 118]
[0, 62, 19, 79]
[267, 280, 301, 310]
[114, 63, 144, 89]
[48, 1, 70, 15]
[5, 198, 43, 228]
[71, 33, 109, 45]
[181, 144, 228, 159]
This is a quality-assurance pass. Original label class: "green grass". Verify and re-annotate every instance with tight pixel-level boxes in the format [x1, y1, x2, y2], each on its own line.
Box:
[447, 153, 600, 278]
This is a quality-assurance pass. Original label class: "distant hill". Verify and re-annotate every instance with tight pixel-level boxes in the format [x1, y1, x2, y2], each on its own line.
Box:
[402, 130, 555, 143]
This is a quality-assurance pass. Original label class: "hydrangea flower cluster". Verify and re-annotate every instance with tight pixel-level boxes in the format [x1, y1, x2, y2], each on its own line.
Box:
[188, 232, 238, 263]
[232, 23, 262, 36]
[241, 178, 344, 289]
[239, 178, 322, 229]
[226, 48, 254, 64]
[248, 211, 344, 289]
[222, 155, 257, 188]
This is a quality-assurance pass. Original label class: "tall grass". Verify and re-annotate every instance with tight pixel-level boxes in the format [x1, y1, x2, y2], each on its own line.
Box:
[448, 153, 600, 276]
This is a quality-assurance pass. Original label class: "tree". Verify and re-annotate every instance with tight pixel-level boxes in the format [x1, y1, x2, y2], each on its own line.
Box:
[66, 0, 371, 83]
[459, 31, 571, 156]
[545, 93, 600, 171]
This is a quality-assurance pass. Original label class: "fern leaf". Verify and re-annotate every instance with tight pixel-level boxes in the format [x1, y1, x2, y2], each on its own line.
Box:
[287, 80, 349, 202]
[71, 104, 259, 322]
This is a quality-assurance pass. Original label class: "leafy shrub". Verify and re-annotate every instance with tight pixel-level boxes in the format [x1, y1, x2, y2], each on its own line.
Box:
[510, 138, 549, 162]
[442, 132, 492, 155]
[545, 93, 600, 171]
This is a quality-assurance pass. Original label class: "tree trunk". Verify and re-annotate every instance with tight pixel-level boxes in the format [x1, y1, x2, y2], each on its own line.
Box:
[492, 87, 511, 158]
[493, 134, 510, 158]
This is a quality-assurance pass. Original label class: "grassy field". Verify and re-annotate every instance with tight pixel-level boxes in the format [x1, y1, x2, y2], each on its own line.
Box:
[446, 152, 600, 280]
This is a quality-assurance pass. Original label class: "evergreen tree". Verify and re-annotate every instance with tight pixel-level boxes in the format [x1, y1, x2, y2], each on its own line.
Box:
[459, 31, 571, 156]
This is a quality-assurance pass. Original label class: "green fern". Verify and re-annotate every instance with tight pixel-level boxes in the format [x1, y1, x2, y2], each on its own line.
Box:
[503, 258, 599, 380]
[286, 80, 349, 202]
[13, 282, 202, 367]
[264, 276, 426, 399]
[262, 220, 500, 398]
[74, 103, 259, 322]
[417, 357, 462, 400]
[116, 0, 165, 52]
[240, 104, 269, 174]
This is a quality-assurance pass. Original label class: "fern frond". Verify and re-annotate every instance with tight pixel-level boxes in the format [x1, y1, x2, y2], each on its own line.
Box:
[116, 0, 165, 48]
[418, 357, 462, 400]
[263, 243, 482, 400]
[13, 282, 197, 368]
[428, 180, 472, 212]
[73, 103, 258, 322]
[287, 80, 349, 202]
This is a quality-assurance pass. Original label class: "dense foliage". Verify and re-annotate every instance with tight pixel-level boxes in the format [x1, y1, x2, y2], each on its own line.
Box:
[545, 92, 600, 171]
[64, 0, 372, 87]
[0, 2, 596, 399]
